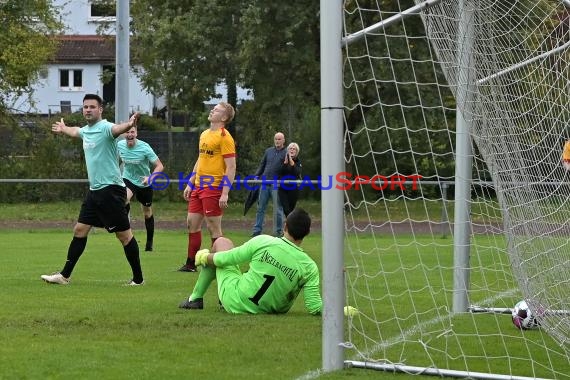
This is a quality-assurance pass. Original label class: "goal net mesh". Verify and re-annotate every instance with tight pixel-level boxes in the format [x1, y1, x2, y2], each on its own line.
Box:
[341, 0, 570, 377]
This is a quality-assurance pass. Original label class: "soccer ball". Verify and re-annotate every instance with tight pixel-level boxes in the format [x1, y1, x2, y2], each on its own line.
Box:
[511, 300, 540, 330]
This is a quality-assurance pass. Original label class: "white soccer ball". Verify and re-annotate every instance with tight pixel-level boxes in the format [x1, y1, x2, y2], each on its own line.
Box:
[512, 300, 540, 330]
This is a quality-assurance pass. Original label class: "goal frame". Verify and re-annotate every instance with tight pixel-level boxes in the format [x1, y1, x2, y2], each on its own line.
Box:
[320, 1, 566, 378]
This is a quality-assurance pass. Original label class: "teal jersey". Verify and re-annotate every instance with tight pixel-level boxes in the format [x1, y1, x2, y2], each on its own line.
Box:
[117, 139, 159, 187]
[78, 120, 124, 190]
[214, 235, 322, 314]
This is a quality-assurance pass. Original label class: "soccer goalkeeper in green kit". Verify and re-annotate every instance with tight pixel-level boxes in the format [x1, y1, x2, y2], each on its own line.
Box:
[179, 208, 322, 315]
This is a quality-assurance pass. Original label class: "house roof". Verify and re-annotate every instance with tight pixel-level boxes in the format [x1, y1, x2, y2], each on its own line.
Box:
[52, 35, 116, 63]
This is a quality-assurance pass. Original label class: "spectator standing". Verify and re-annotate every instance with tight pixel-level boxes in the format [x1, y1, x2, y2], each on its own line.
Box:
[278, 142, 302, 217]
[251, 132, 287, 237]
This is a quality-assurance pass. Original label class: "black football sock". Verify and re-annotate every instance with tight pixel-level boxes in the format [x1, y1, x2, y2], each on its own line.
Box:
[123, 238, 143, 284]
[61, 236, 88, 278]
[145, 215, 154, 244]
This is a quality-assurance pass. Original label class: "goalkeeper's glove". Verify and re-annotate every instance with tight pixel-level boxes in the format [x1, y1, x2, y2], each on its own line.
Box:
[344, 306, 359, 317]
[195, 249, 210, 266]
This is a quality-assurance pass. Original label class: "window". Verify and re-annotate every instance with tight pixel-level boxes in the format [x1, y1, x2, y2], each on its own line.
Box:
[73, 70, 82, 87]
[90, 1, 116, 17]
[59, 69, 83, 90]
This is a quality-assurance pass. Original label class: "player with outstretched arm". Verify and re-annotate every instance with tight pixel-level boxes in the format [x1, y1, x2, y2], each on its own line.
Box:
[40, 94, 144, 286]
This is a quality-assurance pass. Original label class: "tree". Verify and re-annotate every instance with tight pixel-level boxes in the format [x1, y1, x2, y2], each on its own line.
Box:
[234, 1, 322, 178]
[238, 1, 320, 111]
[130, 0, 322, 137]
[176, 0, 243, 136]
[0, 0, 63, 116]
[130, 0, 242, 122]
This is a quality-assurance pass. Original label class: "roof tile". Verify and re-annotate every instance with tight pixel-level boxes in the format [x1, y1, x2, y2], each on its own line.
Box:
[52, 35, 115, 63]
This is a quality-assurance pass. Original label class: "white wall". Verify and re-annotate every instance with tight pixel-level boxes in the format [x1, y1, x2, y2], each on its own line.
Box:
[9, 0, 251, 115]
[8, 64, 155, 116]
[8, 64, 100, 114]
[8, 0, 155, 115]
[56, 0, 116, 35]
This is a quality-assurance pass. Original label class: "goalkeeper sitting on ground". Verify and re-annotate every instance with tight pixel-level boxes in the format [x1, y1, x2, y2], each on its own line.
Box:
[179, 208, 322, 315]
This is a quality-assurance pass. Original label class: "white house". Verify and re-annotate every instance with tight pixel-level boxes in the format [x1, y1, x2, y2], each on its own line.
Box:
[8, 0, 157, 115]
[8, 0, 251, 116]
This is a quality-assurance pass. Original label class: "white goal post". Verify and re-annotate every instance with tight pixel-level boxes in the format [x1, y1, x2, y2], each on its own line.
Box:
[321, 0, 570, 378]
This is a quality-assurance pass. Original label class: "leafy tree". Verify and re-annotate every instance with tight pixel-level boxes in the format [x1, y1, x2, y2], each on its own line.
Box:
[237, 1, 320, 111]
[235, 1, 322, 179]
[130, 0, 242, 123]
[0, 0, 63, 117]
[128, 0, 459, 190]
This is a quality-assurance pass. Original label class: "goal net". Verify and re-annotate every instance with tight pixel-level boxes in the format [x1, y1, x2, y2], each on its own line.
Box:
[329, 0, 570, 378]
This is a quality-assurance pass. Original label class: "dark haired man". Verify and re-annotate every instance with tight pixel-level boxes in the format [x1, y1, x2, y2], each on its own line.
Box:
[41, 94, 144, 286]
[179, 208, 322, 314]
[118, 125, 164, 252]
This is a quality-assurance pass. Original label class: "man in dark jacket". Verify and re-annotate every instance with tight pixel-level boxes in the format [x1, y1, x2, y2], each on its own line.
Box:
[251, 132, 287, 236]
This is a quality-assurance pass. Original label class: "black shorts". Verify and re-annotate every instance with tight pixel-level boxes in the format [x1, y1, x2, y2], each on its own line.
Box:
[78, 185, 130, 233]
[124, 178, 153, 207]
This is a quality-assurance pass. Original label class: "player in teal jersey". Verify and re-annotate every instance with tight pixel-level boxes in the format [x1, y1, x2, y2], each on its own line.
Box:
[179, 208, 322, 314]
[117, 126, 164, 251]
[40, 94, 144, 286]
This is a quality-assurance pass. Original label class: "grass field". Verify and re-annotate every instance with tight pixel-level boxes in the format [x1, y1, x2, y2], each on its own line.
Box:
[1, 201, 569, 379]
[0, 198, 453, 224]
[1, 229, 326, 379]
[1, 227, 416, 380]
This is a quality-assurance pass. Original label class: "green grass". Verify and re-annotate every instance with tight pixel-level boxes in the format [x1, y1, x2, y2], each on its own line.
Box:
[0, 200, 323, 223]
[1, 227, 569, 379]
[0, 229, 407, 380]
[342, 233, 570, 379]
[1, 230, 325, 379]
[0, 197, 494, 224]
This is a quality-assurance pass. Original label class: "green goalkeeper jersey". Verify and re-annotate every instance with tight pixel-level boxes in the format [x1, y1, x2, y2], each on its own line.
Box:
[213, 235, 322, 315]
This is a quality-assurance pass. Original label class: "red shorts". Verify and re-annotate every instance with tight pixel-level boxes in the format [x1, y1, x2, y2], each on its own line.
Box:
[188, 188, 223, 216]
